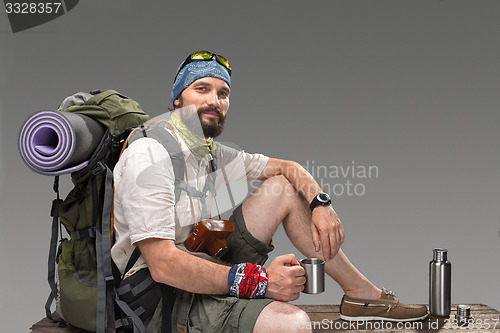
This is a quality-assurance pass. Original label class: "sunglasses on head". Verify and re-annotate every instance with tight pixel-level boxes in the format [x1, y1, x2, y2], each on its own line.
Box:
[174, 51, 231, 82]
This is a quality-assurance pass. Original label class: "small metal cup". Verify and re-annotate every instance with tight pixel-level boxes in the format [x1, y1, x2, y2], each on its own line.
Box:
[300, 258, 325, 294]
[456, 305, 473, 326]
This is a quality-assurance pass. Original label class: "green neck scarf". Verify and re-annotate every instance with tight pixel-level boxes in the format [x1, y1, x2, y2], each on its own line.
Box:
[169, 112, 215, 159]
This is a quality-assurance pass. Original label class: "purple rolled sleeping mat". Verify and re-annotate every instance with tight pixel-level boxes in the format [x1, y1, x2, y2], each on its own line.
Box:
[19, 110, 105, 175]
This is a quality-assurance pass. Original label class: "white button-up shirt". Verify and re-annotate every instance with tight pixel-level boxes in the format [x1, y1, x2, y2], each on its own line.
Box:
[111, 126, 269, 277]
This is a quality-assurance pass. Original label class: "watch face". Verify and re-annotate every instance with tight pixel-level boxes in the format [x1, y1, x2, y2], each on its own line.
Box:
[318, 193, 330, 202]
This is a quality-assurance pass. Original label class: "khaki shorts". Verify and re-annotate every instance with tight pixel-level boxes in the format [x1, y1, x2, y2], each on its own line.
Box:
[148, 204, 275, 333]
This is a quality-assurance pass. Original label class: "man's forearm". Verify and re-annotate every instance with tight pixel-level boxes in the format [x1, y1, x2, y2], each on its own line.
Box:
[261, 157, 322, 203]
[138, 238, 230, 295]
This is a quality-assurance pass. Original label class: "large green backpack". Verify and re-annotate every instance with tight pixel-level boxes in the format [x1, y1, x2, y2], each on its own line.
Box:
[45, 90, 217, 332]
[45, 89, 152, 332]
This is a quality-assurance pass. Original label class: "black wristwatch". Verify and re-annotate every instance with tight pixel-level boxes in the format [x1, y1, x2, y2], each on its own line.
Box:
[309, 192, 332, 211]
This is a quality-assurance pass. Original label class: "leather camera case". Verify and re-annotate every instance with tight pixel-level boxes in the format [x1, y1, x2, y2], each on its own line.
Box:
[184, 219, 235, 258]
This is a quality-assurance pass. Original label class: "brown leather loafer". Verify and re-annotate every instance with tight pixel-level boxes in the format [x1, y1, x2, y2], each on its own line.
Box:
[340, 288, 428, 322]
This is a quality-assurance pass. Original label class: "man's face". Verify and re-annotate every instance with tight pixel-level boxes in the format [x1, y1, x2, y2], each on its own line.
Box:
[174, 77, 230, 138]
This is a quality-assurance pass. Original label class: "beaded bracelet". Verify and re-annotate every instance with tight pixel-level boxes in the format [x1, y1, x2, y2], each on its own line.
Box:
[228, 263, 268, 299]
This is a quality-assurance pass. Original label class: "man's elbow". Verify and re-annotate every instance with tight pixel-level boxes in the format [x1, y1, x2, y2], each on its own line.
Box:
[260, 158, 298, 180]
[138, 238, 179, 285]
[148, 260, 170, 285]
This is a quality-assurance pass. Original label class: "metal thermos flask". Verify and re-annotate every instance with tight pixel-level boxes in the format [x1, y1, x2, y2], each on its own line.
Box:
[429, 248, 451, 317]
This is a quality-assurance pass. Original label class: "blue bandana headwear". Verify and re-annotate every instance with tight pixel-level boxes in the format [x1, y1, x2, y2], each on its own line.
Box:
[171, 60, 231, 104]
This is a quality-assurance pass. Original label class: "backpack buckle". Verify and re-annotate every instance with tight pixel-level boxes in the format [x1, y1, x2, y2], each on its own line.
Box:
[91, 161, 106, 175]
[73, 227, 97, 240]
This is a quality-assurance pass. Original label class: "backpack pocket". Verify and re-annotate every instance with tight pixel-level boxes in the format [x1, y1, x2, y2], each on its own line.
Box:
[56, 170, 104, 331]
[58, 261, 98, 332]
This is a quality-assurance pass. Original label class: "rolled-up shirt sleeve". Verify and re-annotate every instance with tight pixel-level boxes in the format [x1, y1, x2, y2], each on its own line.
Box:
[113, 137, 176, 245]
[216, 143, 269, 184]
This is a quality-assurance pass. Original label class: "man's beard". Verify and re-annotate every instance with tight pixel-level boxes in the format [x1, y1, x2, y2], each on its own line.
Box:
[198, 106, 225, 138]
[179, 105, 225, 138]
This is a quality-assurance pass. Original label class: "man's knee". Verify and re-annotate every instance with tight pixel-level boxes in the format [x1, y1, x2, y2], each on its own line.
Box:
[257, 175, 297, 200]
[288, 307, 311, 330]
[254, 302, 311, 333]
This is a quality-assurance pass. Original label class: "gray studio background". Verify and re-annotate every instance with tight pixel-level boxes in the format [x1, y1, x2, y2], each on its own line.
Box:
[1, 1, 499, 331]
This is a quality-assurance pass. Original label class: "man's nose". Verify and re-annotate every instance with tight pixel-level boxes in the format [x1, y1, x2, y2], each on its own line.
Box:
[206, 90, 221, 107]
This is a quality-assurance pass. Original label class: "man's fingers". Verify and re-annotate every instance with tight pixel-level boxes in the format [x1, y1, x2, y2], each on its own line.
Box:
[311, 224, 320, 252]
[289, 265, 305, 277]
[330, 224, 342, 258]
[274, 253, 300, 266]
[296, 276, 306, 286]
[338, 222, 345, 244]
[320, 231, 332, 261]
[311, 207, 346, 261]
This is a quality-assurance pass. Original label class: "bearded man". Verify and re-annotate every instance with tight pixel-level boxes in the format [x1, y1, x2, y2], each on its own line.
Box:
[111, 50, 427, 333]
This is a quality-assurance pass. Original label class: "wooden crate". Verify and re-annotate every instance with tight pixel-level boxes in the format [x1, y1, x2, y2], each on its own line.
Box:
[296, 304, 500, 332]
[31, 304, 500, 332]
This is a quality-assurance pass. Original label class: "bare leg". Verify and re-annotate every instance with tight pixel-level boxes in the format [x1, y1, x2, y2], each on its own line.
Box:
[254, 302, 312, 333]
[243, 176, 381, 299]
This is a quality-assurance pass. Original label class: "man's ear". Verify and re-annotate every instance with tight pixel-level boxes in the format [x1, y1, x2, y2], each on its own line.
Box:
[173, 97, 181, 108]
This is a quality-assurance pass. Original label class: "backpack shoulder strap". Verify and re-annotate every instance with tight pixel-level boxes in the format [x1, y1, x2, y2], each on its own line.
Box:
[124, 125, 185, 204]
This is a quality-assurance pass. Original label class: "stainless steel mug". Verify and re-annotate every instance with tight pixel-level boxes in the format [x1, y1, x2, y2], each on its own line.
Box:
[300, 258, 325, 294]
